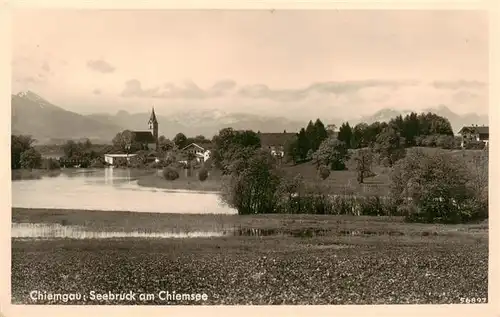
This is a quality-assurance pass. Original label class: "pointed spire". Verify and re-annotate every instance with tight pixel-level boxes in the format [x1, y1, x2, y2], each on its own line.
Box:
[148, 105, 158, 124]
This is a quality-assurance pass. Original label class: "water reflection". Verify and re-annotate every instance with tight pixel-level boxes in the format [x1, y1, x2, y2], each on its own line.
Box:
[12, 223, 227, 239]
[11, 168, 236, 214]
[11, 222, 417, 240]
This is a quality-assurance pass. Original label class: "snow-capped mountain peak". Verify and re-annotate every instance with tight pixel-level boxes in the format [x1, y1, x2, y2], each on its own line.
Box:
[16, 90, 52, 109]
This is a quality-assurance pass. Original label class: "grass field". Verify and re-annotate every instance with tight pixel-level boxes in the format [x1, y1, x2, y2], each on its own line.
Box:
[135, 161, 392, 195]
[11, 208, 488, 305]
[136, 169, 223, 192]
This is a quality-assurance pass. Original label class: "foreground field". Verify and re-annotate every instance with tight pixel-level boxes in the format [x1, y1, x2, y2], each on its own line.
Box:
[11, 208, 488, 305]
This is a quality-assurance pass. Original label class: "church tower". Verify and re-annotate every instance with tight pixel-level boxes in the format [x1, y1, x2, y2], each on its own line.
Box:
[148, 106, 159, 149]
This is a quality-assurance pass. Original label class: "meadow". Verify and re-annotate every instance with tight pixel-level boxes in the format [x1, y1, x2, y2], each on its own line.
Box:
[11, 208, 488, 305]
[134, 147, 485, 197]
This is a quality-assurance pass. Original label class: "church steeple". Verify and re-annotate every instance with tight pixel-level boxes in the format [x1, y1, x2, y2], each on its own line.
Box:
[148, 106, 159, 149]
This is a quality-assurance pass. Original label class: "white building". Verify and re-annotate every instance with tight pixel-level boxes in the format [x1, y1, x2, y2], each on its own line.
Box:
[180, 143, 211, 163]
[104, 154, 137, 166]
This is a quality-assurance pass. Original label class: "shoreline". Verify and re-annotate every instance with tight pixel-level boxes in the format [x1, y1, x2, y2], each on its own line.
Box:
[12, 207, 488, 238]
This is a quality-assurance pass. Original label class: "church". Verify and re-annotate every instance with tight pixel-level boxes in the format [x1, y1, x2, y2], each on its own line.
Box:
[132, 107, 159, 151]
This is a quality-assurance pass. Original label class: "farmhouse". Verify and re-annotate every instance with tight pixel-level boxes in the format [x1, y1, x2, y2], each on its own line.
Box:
[180, 143, 211, 163]
[458, 125, 489, 148]
[258, 131, 297, 158]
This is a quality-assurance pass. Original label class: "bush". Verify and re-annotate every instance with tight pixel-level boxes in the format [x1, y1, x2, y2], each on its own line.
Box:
[318, 165, 330, 180]
[220, 150, 281, 214]
[20, 148, 42, 169]
[464, 140, 486, 150]
[198, 168, 209, 181]
[41, 158, 60, 170]
[90, 159, 105, 168]
[390, 148, 487, 223]
[163, 166, 180, 181]
[358, 196, 395, 216]
[113, 157, 128, 168]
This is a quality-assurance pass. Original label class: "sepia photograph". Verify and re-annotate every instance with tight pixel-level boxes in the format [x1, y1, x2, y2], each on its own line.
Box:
[7, 7, 491, 308]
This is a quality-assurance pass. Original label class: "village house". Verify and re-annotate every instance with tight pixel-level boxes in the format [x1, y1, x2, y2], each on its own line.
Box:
[457, 125, 489, 148]
[258, 131, 297, 158]
[180, 142, 212, 163]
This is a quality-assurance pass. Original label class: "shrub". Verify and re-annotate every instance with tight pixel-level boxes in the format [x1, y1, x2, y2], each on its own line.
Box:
[358, 196, 395, 216]
[163, 166, 180, 181]
[41, 158, 60, 170]
[318, 165, 330, 180]
[220, 150, 281, 214]
[20, 148, 42, 169]
[90, 158, 105, 168]
[464, 140, 486, 150]
[390, 148, 487, 223]
[198, 168, 209, 181]
[113, 157, 128, 168]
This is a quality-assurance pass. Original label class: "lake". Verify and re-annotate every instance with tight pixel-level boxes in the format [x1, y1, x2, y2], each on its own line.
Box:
[11, 168, 237, 214]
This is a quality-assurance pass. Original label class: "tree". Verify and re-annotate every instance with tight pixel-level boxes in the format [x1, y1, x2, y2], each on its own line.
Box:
[351, 123, 369, 149]
[173, 133, 188, 149]
[193, 135, 210, 144]
[417, 112, 454, 136]
[211, 128, 261, 172]
[402, 112, 420, 146]
[296, 128, 310, 162]
[284, 137, 300, 164]
[373, 126, 406, 166]
[20, 148, 42, 169]
[337, 122, 353, 148]
[63, 140, 79, 159]
[112, 130, 142, 153]
[219, 150, 282, 214]
[311, 119, 328, 151]
[198, 168, 209, 181]
[305, 120, 316, 150]
[41, 158, 61, 170]
[11, 135, 36, 169]
[388, 115, 404, 134]
[158, 136, 174, 152]
[313, 137, 349, 170]
[186, 152, 197, 176]
[361, 121, 388, 147]
[351, 148, 374, 184]
[390, 148, 486, 223]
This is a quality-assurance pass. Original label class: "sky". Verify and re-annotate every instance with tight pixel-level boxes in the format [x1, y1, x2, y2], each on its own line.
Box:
[11, 9, 489, 120]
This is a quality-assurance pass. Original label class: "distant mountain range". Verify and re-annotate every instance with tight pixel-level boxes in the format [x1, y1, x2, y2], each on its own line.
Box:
[11, 91, 489, 144]
[353, 106, 488, 133]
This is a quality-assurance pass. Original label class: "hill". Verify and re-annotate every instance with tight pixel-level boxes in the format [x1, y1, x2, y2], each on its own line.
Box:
[11, 91, 123, 144]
